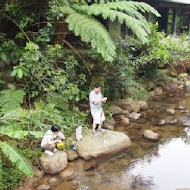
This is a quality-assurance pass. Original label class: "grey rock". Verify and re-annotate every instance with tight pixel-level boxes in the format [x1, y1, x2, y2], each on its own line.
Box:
[36, 184, 51, 190]
[108, 105, 123, 115]
[143, 130, 160, 141]
[40, 151, 68, 174]
[66, 150, 78, 161]
[128, 112, 141, 121]
[76, 130, 131, 160]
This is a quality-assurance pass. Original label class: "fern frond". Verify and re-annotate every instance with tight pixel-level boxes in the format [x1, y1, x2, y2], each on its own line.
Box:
[73, 5, 149, 43]
[128, 2, 161, 17]
[46, 93, 69, 111]
[58, 0, 69, 6]
[0, 84, 25, 111]
[101, 2, 160, 17]
[65, 13, 116, 61]
[0, 142, 33, 176]
[59, 6, 76, 15]
[0, 108, 28, 121]
[73, 1, 161, 43]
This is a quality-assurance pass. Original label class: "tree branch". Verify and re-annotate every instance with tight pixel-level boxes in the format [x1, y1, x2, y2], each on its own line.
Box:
[1, 13, 31, 42]
[62, 39, 91, 76]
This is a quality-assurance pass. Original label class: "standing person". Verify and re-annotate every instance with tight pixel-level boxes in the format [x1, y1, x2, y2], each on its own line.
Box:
[41, 124, 65, 156]
[89, 83, 107, 136]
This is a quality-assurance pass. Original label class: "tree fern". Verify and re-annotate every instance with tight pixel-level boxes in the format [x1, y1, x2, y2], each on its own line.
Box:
[0, 84, 25, 111]
[54, 0, 160, 61]
[72, 2, 161, 43]
[73, 5, 149, 43]
[0, 142, 33, 176]
[66, 13, 116, 61]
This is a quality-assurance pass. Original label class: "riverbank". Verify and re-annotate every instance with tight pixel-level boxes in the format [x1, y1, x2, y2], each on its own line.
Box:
[16, 69, 190, 190]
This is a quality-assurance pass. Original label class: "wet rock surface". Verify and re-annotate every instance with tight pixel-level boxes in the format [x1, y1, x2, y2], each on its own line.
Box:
[76, 130, 131, 160]
[24, 88, 190, 190]
[66, 149, 78, 161]
[36, 184, 51, 190]
[143, 130, 160, 141]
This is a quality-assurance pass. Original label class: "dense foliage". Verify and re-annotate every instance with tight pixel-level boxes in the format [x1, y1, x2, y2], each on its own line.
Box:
[0, 0, 190, 189]
[104, 23, 190, 99]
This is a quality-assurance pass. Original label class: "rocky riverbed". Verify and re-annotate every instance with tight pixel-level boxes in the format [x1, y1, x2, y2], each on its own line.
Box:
[17, 84, 190, 190]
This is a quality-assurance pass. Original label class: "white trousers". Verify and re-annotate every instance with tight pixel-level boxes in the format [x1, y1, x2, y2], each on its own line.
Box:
[91, 109, 105, 125]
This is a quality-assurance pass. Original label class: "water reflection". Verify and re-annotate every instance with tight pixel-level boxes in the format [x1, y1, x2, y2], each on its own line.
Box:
[35, 89, 190, 190]
[126, 130, 190, 190]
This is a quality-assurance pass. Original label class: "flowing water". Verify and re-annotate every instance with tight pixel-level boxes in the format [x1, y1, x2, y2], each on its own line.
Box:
[34, 88, 190, 190]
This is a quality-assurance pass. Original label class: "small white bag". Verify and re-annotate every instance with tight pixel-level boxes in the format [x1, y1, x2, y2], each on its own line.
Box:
[76, 125, 83, 141]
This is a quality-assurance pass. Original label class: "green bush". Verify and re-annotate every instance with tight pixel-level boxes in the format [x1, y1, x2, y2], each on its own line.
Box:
[0, 156, 25, 190]
[104, 23, 190, 100]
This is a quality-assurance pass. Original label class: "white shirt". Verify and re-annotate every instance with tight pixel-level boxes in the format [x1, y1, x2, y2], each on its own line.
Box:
[41, 130, 56, 147]
[89, 90, 103, 112]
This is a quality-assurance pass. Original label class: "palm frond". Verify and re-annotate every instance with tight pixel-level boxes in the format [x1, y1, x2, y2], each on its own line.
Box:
[0, 142, 33, 176]
[65, 13, 116, 61]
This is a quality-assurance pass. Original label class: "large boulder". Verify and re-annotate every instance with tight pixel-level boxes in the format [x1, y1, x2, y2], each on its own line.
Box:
[76, 130, 131, 160]
[118, 98, 140, 113]
[40, 151, 68, 174]
[108, 105, 123, 115]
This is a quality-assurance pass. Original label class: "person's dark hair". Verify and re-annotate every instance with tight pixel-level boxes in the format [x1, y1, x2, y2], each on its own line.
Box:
[51, 124, 60, 132]
[94, 83, 101, 88]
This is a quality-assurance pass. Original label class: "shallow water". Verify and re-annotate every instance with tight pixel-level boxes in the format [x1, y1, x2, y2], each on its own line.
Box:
[35, 89, 190, 190]
[126, 134, 190, 190]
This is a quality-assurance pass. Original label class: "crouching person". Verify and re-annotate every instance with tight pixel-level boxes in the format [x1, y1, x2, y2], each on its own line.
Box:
[41, 124, 65, 156]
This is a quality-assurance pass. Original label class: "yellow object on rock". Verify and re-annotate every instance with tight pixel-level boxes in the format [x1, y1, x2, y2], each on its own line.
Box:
[57, 142, 65, 150]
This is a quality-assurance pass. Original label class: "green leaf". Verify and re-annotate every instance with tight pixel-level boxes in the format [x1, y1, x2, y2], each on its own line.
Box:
[0, 155, 2, 181]
[1, 53, 7, 62]
[5, 130, 43, 139]
[18, 68, 23, 79]
[0, 84, 25, 111]
[66, 13, 116, 62]
[0, 142, 33, 176]
[11, 69, 17, 77]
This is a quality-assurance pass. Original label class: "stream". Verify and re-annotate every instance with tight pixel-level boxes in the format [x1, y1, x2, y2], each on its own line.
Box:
[33, 88, 190, 190]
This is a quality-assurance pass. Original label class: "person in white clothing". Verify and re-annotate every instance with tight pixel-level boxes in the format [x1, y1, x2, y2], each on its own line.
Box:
[89, 83, 107, 136]
[41, 124, 65, 156]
